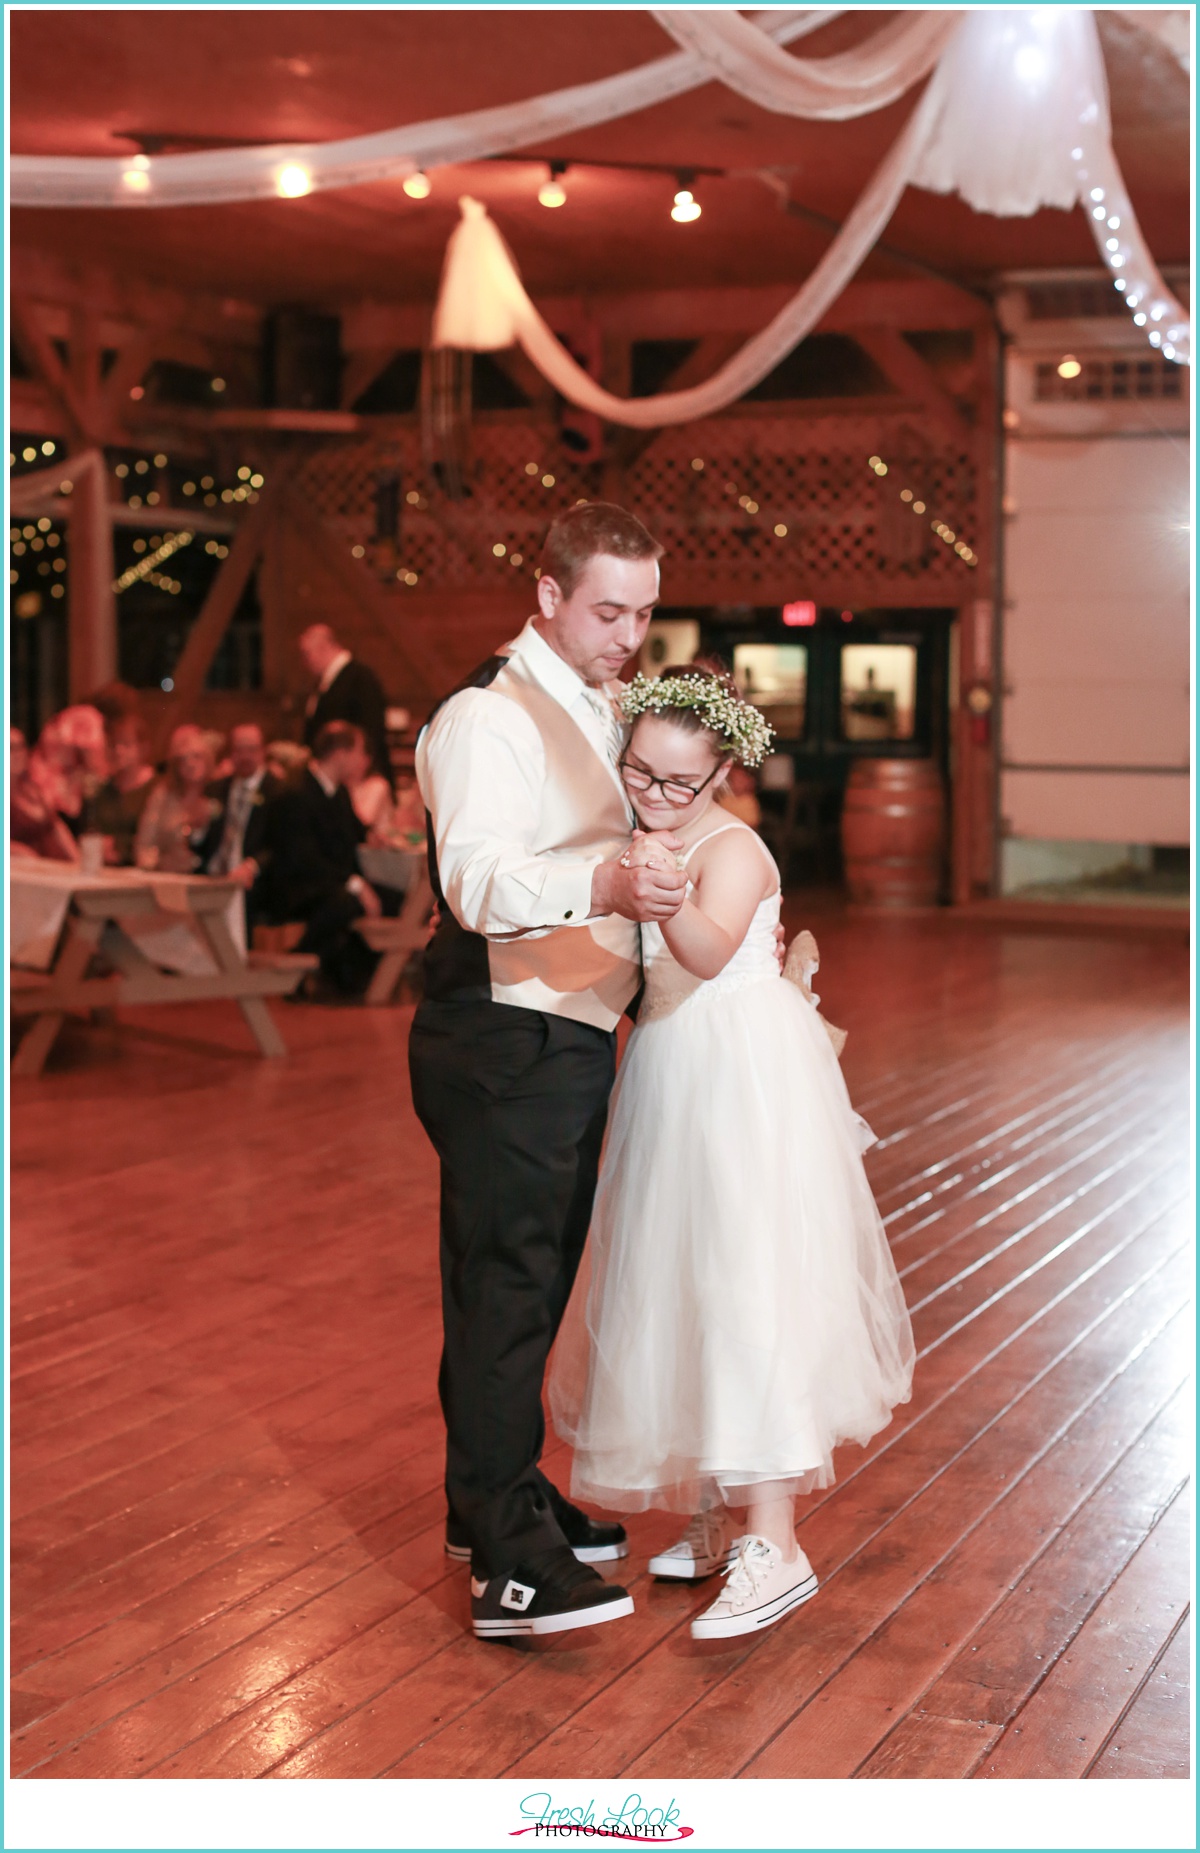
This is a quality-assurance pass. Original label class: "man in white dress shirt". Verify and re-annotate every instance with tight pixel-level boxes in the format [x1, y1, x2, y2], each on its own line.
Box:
[411, 503, 687, 1641]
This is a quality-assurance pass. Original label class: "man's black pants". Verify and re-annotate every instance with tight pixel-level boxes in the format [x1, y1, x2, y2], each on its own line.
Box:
[408, 997, 616, 1579]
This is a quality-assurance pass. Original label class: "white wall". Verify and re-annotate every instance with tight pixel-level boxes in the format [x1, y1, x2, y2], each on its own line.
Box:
[1001, 434, 1190, 856]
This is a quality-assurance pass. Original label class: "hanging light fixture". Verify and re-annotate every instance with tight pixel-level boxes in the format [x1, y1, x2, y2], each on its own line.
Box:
[1057, 355, 1082, 379]
[403, 170, 432, 200]
[538, 162, 568, 209]
[671, 172, 701, 223]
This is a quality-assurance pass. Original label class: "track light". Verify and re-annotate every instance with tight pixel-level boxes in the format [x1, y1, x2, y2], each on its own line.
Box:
[403, 170, 432, 199]
[276, 163, 312, 198]
[671, 173, 701, 222]
[538, 162, 568, 209]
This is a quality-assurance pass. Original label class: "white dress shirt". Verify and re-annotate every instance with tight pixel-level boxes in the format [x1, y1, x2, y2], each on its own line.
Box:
[210, 766, 266, 874]
[417, 619, 630, 939]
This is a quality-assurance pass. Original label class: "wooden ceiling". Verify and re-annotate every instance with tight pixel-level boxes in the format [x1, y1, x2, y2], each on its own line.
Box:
[10, 8, 1191, 312]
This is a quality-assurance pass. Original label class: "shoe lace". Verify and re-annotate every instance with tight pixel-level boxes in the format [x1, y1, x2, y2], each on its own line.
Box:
[722, 1536, 774, 1603]
[683, 1509, 724, 1556]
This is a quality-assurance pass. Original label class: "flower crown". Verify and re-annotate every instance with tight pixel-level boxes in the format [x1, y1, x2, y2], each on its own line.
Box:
[620, 669, 775, 769]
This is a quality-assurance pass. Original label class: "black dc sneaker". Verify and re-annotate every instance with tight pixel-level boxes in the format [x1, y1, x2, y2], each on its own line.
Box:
[470, 1546, 634, 1640]
[446, 1497, 628, 1565]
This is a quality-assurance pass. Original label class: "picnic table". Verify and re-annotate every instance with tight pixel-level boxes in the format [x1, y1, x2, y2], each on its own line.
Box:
[10, 858, 307, 1075]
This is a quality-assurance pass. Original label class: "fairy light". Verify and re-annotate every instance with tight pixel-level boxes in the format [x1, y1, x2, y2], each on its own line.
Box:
[1072, 144, 1189, 364]
[113, 529, 194, 593]
[867, 455, 976, 567]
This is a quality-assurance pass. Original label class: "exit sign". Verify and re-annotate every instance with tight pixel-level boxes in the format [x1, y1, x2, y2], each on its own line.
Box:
[782, 600, 817, 627]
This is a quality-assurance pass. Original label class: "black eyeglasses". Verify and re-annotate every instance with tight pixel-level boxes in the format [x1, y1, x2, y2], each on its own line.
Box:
[619, 753, 724, 807]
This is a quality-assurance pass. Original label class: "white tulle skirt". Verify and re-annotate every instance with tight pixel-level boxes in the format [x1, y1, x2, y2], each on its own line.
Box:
[549, 972, 915, 1515]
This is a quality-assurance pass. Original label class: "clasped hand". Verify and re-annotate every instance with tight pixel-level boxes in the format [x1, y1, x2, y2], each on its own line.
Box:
[591, 830, 687, 924]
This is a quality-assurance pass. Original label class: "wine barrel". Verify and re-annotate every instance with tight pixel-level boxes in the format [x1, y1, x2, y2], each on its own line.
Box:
[841, 758, 945, 908]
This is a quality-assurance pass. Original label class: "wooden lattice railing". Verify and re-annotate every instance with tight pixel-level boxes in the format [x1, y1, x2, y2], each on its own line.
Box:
[292, 409, 981, 605]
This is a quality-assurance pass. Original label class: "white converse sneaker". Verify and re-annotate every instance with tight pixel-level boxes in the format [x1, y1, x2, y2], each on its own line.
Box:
[648, 1508, 738, 1581]
[689, 1534, 818, 1640]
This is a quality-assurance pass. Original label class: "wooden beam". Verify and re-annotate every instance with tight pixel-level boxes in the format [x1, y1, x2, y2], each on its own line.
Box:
[11, 292, 95, 445]
[342, 278, 991, 354]
[340, 347, 400, 412]
[9, 244, 264, 349]
[488, 346, 554, 411]
[99, 330, 159, 430]
[847, 327, 973, 446]
[609, 334, 746, 472]
[66, 450, 117, 700]
[158, 483, 277, 739]
[297, 507, 455, 698]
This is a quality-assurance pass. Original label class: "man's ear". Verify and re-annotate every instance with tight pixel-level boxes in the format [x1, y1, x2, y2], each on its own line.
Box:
[536, 574, 563, 623]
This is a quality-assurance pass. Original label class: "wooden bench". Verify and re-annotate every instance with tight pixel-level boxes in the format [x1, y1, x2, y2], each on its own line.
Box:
[354, 867, 435, 1005]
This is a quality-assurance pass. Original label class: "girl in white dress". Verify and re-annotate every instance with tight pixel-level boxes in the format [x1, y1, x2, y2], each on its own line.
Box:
[550, 666, 915, 1640]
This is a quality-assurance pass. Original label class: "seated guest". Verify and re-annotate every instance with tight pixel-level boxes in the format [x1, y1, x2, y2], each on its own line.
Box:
[258, 721, 383, 994]
[391, 772, 427, 842]
[264, 739, 310, 785]
[345, 732, 397, 842]
[134, 725, 219, 873]
[26, 705, 108, 838]
[84, 713, 156, 864]
[200, 722, 286, 929]
[10, 727, 79, 861]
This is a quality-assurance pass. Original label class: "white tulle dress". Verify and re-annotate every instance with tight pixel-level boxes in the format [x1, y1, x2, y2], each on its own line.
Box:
[549, 820, 915, 1516]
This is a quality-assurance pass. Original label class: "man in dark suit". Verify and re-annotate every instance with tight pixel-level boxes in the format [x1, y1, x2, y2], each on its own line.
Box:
[258, 721, 383, 993]
[300, 624, 389, 780]
[201, 722, 286, 934]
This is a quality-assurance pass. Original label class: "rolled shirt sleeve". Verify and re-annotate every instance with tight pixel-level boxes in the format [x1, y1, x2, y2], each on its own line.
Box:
[418, 689, 602, 938]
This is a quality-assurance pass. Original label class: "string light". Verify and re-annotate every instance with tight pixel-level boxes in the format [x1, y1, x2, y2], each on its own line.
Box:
[403, 171, 432, 200]
[867, 455, 976, 567]
[1072, 146, 1189, 363]
[113, 529, 194, 593]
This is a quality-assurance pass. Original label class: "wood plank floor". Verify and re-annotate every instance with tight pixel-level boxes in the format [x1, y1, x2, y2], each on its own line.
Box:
[9, 908, 1191, 1781]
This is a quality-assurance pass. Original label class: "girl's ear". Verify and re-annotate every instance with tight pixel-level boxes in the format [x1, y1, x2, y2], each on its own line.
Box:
[714, 757, 734, 791]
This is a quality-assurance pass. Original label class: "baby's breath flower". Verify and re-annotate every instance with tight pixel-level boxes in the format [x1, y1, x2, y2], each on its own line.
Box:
[620, 670, 775, 768]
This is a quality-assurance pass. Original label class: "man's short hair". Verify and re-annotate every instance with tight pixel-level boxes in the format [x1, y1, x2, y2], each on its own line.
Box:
[539, 502, 663, 599]
[229, 721, 264, 744]
[313, 720, 363, 761]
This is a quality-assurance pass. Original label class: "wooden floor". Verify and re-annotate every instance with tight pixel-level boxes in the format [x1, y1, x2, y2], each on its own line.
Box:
[9, 908, 1192, 1781]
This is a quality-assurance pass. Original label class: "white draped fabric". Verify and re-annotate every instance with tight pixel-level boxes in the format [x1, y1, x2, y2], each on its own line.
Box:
[912, 7, 1110, 215]
[9, 8, 1188, 384]
[432, 6, 1188, 419]
[7, 10, 831, 209]
[434, 78, 942, 427]
[652, 7, 961, 119]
